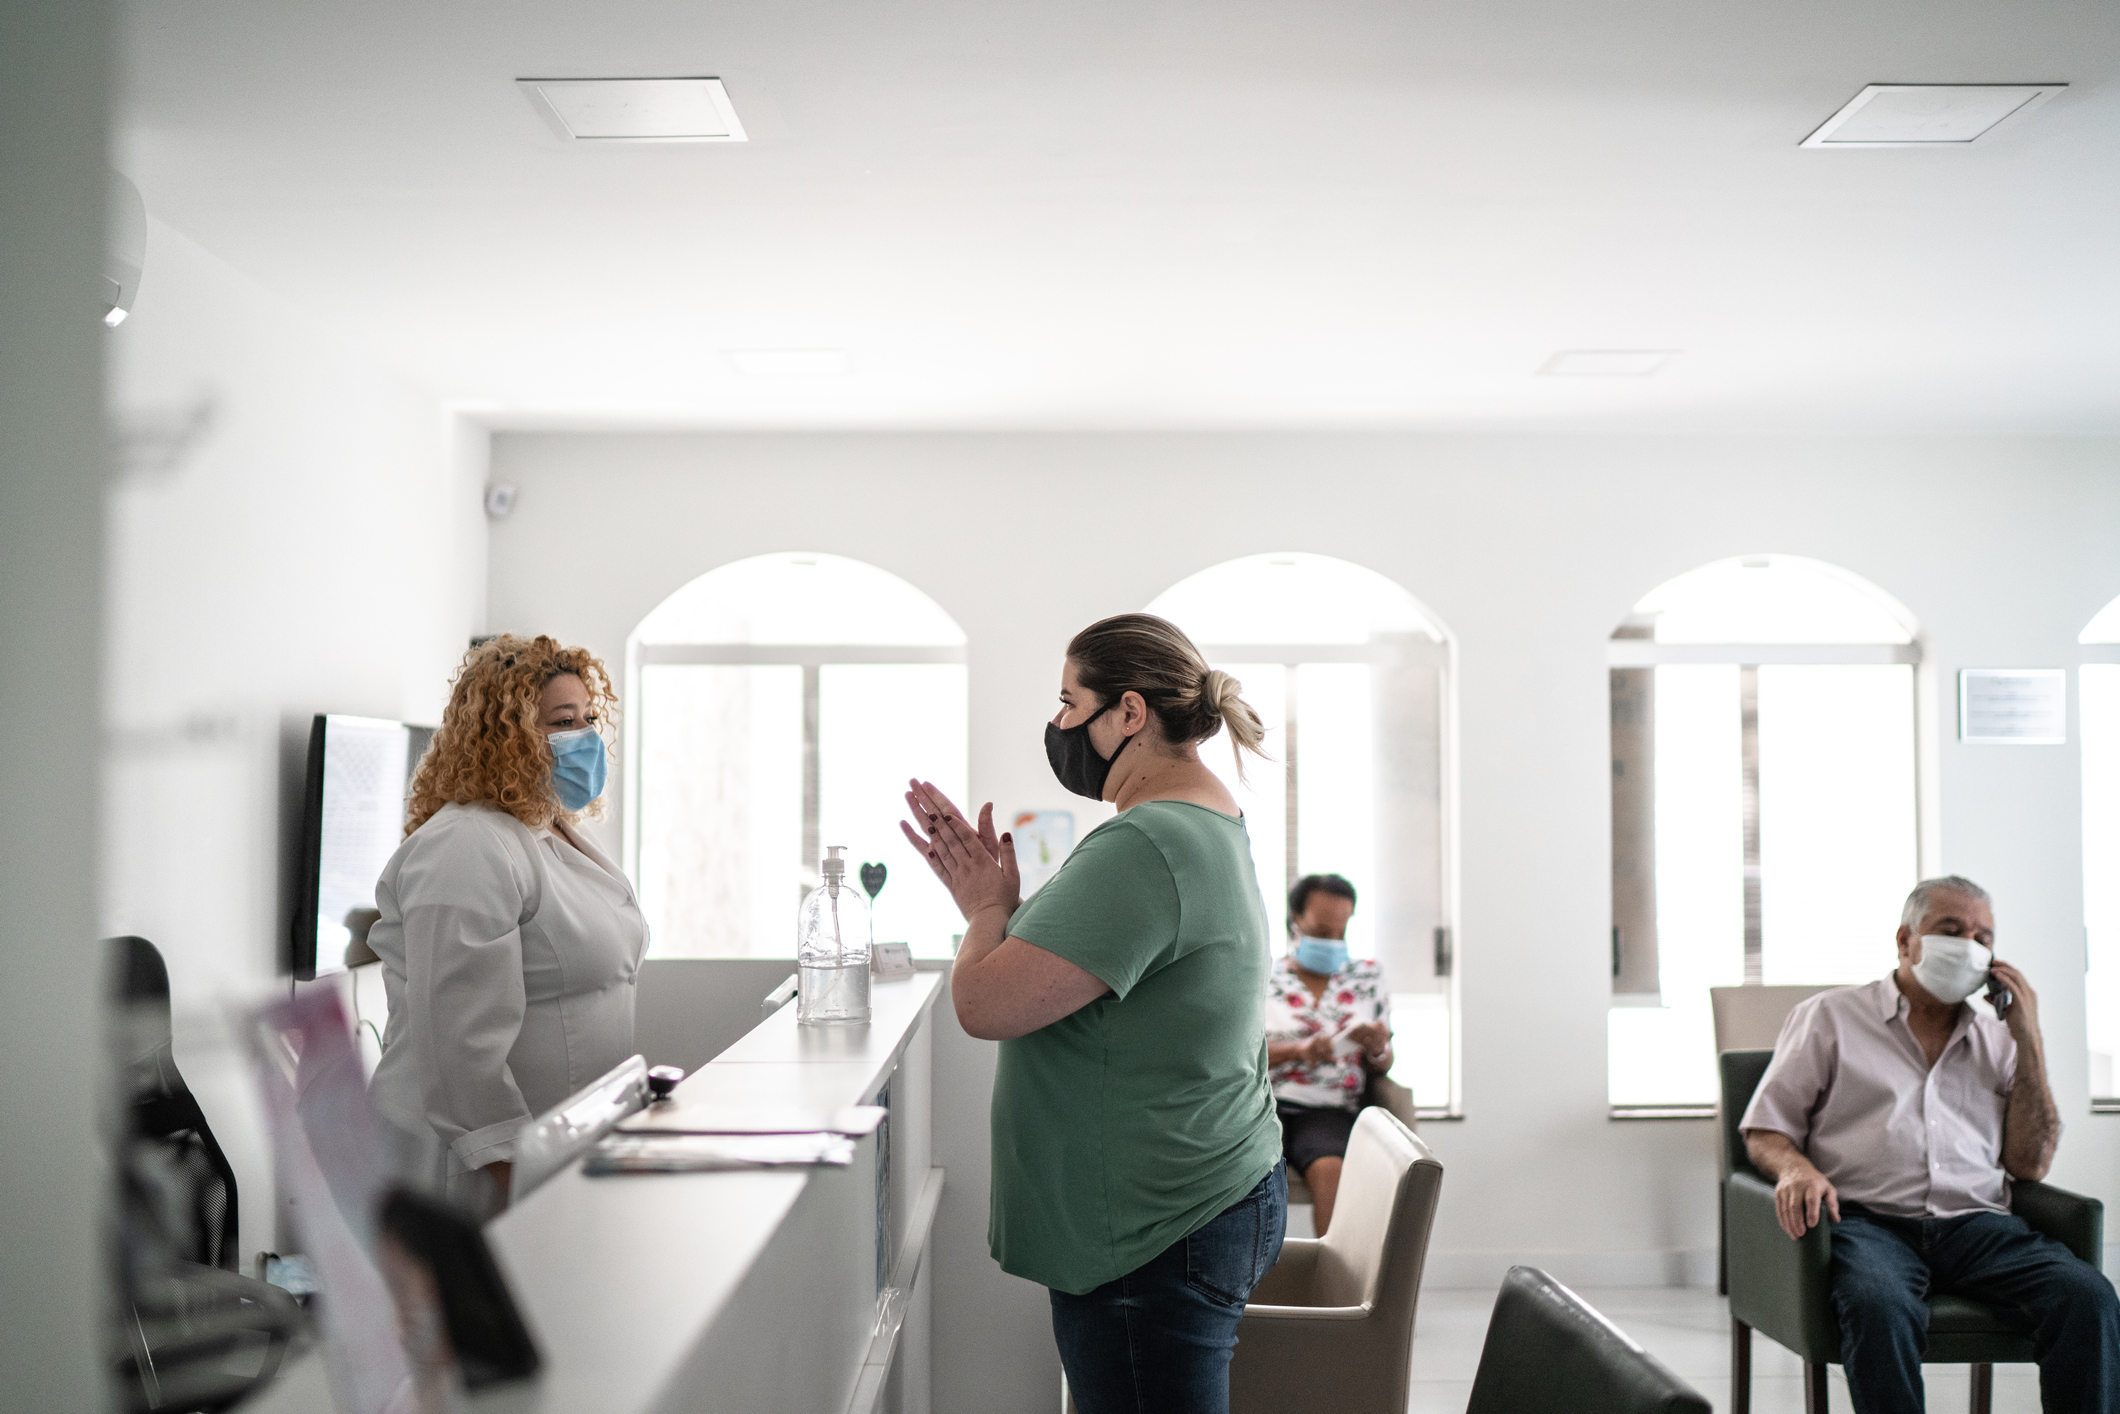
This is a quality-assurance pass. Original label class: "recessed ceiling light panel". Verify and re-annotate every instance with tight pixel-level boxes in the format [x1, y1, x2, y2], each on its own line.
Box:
[519, 78, 747, 143]
[727, 349, 854, 377]
[1800, 84, 2064, 148]
[1539, 350, 1675, 378]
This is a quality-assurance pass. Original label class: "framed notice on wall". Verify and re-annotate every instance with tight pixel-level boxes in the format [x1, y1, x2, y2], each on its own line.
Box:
[1959, 669, 2067, 745]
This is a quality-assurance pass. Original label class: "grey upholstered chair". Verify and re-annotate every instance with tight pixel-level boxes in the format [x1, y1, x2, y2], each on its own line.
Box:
[1709, 983, 1834, 1293]
[1722, 1048, 2105, 1414]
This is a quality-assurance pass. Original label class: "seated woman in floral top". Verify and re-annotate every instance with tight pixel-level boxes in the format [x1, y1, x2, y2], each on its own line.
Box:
[1263, 874, 1393, 1234]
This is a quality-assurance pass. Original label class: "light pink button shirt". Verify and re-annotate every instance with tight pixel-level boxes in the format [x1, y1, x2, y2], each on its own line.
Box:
[1739, 976, 2026, 1219]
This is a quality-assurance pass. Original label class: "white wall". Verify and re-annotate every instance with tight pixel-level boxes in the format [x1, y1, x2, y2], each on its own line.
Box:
[0, 2, 112, 1404]
[104, 216, 488, 1254]
[488, 429, 2120, 1408]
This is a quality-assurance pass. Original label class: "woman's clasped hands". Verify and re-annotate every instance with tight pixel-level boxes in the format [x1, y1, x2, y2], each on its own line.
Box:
[900, 779, 1022, 925]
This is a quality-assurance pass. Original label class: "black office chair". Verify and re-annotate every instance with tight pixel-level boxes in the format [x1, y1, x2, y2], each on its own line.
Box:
[1722, 1048, 2104, 1414]
[108, 935, 305, 1412]
[1465, 1266, 1710, 1414]
[113, 935, 243, 1271]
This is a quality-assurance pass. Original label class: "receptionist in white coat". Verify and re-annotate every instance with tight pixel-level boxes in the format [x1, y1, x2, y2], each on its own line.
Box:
[367, 634, 648, 1215]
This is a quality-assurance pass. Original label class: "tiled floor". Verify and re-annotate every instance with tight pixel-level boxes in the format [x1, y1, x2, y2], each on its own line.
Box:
[1408, 1284, 2046, 1413]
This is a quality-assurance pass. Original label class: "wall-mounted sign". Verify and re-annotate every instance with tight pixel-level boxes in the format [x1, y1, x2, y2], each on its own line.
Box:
[1959, 669, 2067, 745]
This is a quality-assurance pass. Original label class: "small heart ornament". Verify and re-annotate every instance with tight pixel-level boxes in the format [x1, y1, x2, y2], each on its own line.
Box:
[859, 862, 888, 899]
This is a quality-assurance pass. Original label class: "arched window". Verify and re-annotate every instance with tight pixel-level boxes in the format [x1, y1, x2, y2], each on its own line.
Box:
[2081, 596, 2120, 1107]
[1148, 553, 1458, 1116]
[626, 553, 968, 958]
[1608, 555, 1922, 1113]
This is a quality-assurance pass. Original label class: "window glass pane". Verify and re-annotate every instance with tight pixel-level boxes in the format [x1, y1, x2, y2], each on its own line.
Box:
[636, 552, 966, 646]
[1638, 557, 1914, 645]
[1388, 992, 1451, 1112]
[1195, 663, 1287, 945]
[1758, 665, 1916, 984]
[819, 663, 969, 957]
[1152, 553, 1443, 645]
[1609, 665, 1743, 1106]
[2082, 602, 2120, 645]
[1295, 663, 1376, 959]
[637, 664, 802, 957]
[2084, 665, 2120, 1098]
[1153, 554, 1454, 1113]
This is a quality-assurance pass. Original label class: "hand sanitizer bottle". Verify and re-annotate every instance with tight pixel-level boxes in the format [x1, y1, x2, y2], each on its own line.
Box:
[797, 845, 872, 1024]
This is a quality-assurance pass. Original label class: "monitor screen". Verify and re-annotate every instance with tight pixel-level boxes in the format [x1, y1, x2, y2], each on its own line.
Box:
[291, 714, 434, 979]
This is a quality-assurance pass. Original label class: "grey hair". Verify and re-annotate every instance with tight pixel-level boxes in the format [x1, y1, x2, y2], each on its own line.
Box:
[1901, 875, 1992, 931]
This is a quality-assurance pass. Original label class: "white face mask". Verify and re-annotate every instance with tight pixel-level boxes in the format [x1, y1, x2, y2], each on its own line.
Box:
[1911, 934, 1993, 1005]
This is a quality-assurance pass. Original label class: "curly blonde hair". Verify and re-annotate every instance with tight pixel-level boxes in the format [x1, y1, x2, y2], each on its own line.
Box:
[405, 634, 619, 835]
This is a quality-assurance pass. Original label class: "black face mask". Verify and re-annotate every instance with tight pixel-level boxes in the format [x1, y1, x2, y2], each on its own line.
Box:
[1045, 700, 1132, 801]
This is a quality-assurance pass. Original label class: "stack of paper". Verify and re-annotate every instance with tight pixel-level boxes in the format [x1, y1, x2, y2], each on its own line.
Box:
[584, 1132, 856, 1175]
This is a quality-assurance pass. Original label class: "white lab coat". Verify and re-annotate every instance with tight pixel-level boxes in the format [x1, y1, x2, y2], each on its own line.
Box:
[366, 801, 648, 1211]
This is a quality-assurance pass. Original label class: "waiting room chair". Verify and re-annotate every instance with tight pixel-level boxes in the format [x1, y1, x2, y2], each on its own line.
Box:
[1710, 985, 1836, 1056]
[1721, 1048, 2105, 1414]
[1229, 1107, 1442, 1414]
[1709, 984, 1834, 1294]
[1465, 1266, 1709, 1414]
[1285, 1071, 1418, 1208]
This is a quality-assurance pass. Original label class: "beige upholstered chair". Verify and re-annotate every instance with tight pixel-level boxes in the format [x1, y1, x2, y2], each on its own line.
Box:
[1285, 1073, 1417, 1207]
[1710, 984, 1834, 1054]
[1709, 983, 1835, 1294]
[1229, 1107, 1443, 1414]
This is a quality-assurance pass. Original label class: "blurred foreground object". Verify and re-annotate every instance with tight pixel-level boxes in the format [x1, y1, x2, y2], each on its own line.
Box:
[109, 935, 306, 1411]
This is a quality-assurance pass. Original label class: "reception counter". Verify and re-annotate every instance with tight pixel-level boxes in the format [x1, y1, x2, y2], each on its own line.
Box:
[254, 968, 946, 1414]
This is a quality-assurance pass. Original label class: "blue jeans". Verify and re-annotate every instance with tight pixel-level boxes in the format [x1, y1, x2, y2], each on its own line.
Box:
[1830, 1202, 2120, 1414]
[1050, 1162, 1287, 1414]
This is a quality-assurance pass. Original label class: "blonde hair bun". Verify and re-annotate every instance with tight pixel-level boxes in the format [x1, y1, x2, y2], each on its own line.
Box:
[1065, 614, 1269, 779]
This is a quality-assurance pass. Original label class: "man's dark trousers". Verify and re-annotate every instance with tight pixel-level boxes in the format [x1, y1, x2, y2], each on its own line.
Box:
[1830, 1201, 2120, 1414]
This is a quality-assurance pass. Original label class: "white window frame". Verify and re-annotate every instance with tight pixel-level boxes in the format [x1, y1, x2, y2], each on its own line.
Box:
[1196, 635, 1463, 1119]
[1606, 637, 1925, 1118]
[623, 640, 968, 925]
[2083, 639, 2120, 1112]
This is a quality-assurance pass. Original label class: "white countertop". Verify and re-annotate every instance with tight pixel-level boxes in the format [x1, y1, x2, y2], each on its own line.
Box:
[253, 970, 944, 1413]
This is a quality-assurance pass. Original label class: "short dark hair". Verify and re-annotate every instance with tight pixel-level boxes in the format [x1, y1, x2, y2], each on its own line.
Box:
[1287, 873, 1357, 935]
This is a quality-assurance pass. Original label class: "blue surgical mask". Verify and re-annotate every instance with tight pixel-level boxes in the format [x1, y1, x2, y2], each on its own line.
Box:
[547, 726, 607, 812]
[1292, 934, 1348, 976]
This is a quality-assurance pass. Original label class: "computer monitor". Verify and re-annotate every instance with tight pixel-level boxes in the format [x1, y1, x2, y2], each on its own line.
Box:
[289, 714, 434, 980]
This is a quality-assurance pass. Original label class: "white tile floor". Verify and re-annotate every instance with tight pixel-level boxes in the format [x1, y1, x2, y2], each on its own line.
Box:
[1407, 1284, 2047, 1414]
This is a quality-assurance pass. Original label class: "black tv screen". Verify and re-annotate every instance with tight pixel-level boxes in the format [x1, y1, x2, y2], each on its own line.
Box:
[290, 714, 435, 980]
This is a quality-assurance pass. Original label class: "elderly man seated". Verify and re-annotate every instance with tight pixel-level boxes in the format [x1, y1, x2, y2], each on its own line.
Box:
[1740, 875, 2118, 1414]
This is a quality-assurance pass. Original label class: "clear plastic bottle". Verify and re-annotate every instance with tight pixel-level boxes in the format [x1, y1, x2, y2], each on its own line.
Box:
[797, 845, 872, 1024]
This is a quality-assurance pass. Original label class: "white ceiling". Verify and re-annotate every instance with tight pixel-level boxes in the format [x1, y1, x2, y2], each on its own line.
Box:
[117, 0, 2120, 431]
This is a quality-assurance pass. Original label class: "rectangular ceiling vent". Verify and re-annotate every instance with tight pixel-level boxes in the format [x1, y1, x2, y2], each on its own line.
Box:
[1539, 350, 1675, 378]
[726, 349, 854, 377]
[519, 78, 747, 143]
[1801, 84, 2065, 148]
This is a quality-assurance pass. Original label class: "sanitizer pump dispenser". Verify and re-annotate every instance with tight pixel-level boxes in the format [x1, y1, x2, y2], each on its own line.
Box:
[797, 846, 872, 1024]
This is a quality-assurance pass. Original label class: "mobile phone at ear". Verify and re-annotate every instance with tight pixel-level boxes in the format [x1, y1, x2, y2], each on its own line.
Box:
[1985, 974, 2013, 1021]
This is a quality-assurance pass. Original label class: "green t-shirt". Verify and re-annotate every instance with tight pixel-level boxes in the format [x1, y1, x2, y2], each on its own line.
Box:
[988, 800, 1281, 1295]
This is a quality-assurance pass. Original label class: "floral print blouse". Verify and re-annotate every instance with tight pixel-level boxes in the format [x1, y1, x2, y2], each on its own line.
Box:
[1263, 955, 1389, 1111]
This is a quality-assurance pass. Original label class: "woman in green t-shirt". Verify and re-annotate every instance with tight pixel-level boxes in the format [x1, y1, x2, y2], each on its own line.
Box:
[901, 613, 1286, 1414]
